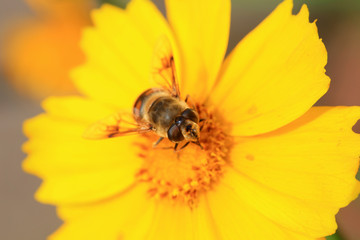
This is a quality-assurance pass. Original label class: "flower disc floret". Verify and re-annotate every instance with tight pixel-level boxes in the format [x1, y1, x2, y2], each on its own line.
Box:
[136, 103, 233, 206]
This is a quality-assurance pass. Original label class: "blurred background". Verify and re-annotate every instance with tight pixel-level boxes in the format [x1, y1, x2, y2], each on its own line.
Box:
[0, 0, 359, 239]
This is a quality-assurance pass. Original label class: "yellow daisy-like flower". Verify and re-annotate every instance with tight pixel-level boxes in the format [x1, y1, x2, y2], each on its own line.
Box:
[23, 0, 360, 239]
[1, 0, 94, 99]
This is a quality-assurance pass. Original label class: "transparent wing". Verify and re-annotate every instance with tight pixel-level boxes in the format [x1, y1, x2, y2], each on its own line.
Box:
[83, 112, 152, 139]
[151, 36, 180, 98]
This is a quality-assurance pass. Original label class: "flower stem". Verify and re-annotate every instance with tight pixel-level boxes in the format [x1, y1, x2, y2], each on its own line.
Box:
[326, 231, 345, 240]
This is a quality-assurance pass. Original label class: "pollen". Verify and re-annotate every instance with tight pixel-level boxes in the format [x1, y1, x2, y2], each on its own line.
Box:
[135, 103, 233, 206]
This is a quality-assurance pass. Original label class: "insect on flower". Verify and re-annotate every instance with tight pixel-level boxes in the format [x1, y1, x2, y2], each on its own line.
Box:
[22, 0, 360, 239]
[83, 37, 202, 150]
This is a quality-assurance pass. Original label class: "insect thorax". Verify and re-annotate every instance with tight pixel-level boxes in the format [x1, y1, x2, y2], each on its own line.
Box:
[149, 96, 187, 128]
[133, 88, 188, 137]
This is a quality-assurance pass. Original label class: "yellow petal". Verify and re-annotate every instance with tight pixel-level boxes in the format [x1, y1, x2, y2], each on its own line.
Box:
[73, 27, 148, 109]
[72, 63, 141, 109]
[90, 4, 151, 81]
[74, 1, 172, 108]
[42, 96, 118, 123]
[50, 184, 156, 240]
[143, 198, 217, 240]
[23, 115, 142, 205]
[228, 107, 360, 237]
[165, 0, 230, 101]
[211, 0, 330, 136]
[55, 193, 217, 240]
[34, 169, 138, 205]
[206, 180, 317, 240]
[126, 0, 171, 46]
[23, 97, 144, 204]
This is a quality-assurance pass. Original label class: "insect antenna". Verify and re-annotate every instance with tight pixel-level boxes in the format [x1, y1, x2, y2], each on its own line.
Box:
[153, 137, 164, 148]
[180, 141, 190, 150]
[193, 140, 203, 150]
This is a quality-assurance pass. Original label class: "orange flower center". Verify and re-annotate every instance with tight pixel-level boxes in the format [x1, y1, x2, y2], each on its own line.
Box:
[135, 103, 233, 206]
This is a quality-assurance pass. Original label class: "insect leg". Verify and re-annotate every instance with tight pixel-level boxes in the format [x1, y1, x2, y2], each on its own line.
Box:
[199, 118, 206, 131]
[174, 143, 179, 151]
[153, 137, 164, 148]
[180, 141, 190, 150]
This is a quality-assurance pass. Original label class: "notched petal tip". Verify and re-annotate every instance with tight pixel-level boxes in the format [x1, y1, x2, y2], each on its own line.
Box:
[229, 106, 360, 237]
[40, 96, 62, 113]
[22, 114, 45, 138]
[211, 0, 331, 136]
[166, 0, 231, 100]
[297, 3, 310, 19]
[22, 155, 42, 178]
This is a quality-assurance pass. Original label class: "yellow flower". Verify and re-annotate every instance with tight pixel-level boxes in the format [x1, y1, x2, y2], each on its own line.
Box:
[23, 0, 360, 239]
[1, 0, 95, 99]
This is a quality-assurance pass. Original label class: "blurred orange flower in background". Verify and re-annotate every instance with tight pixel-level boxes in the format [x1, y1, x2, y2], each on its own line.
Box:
[1, 0, 95, 99]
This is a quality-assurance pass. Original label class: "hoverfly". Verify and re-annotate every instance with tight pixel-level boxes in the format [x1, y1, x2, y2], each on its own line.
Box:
[83, 36, 202, 150]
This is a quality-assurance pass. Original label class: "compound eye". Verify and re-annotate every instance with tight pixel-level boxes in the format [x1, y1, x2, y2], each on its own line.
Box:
[167, 124, 184, 142]
[181, 109, 199, 123]
[175, 116, 185, 127]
